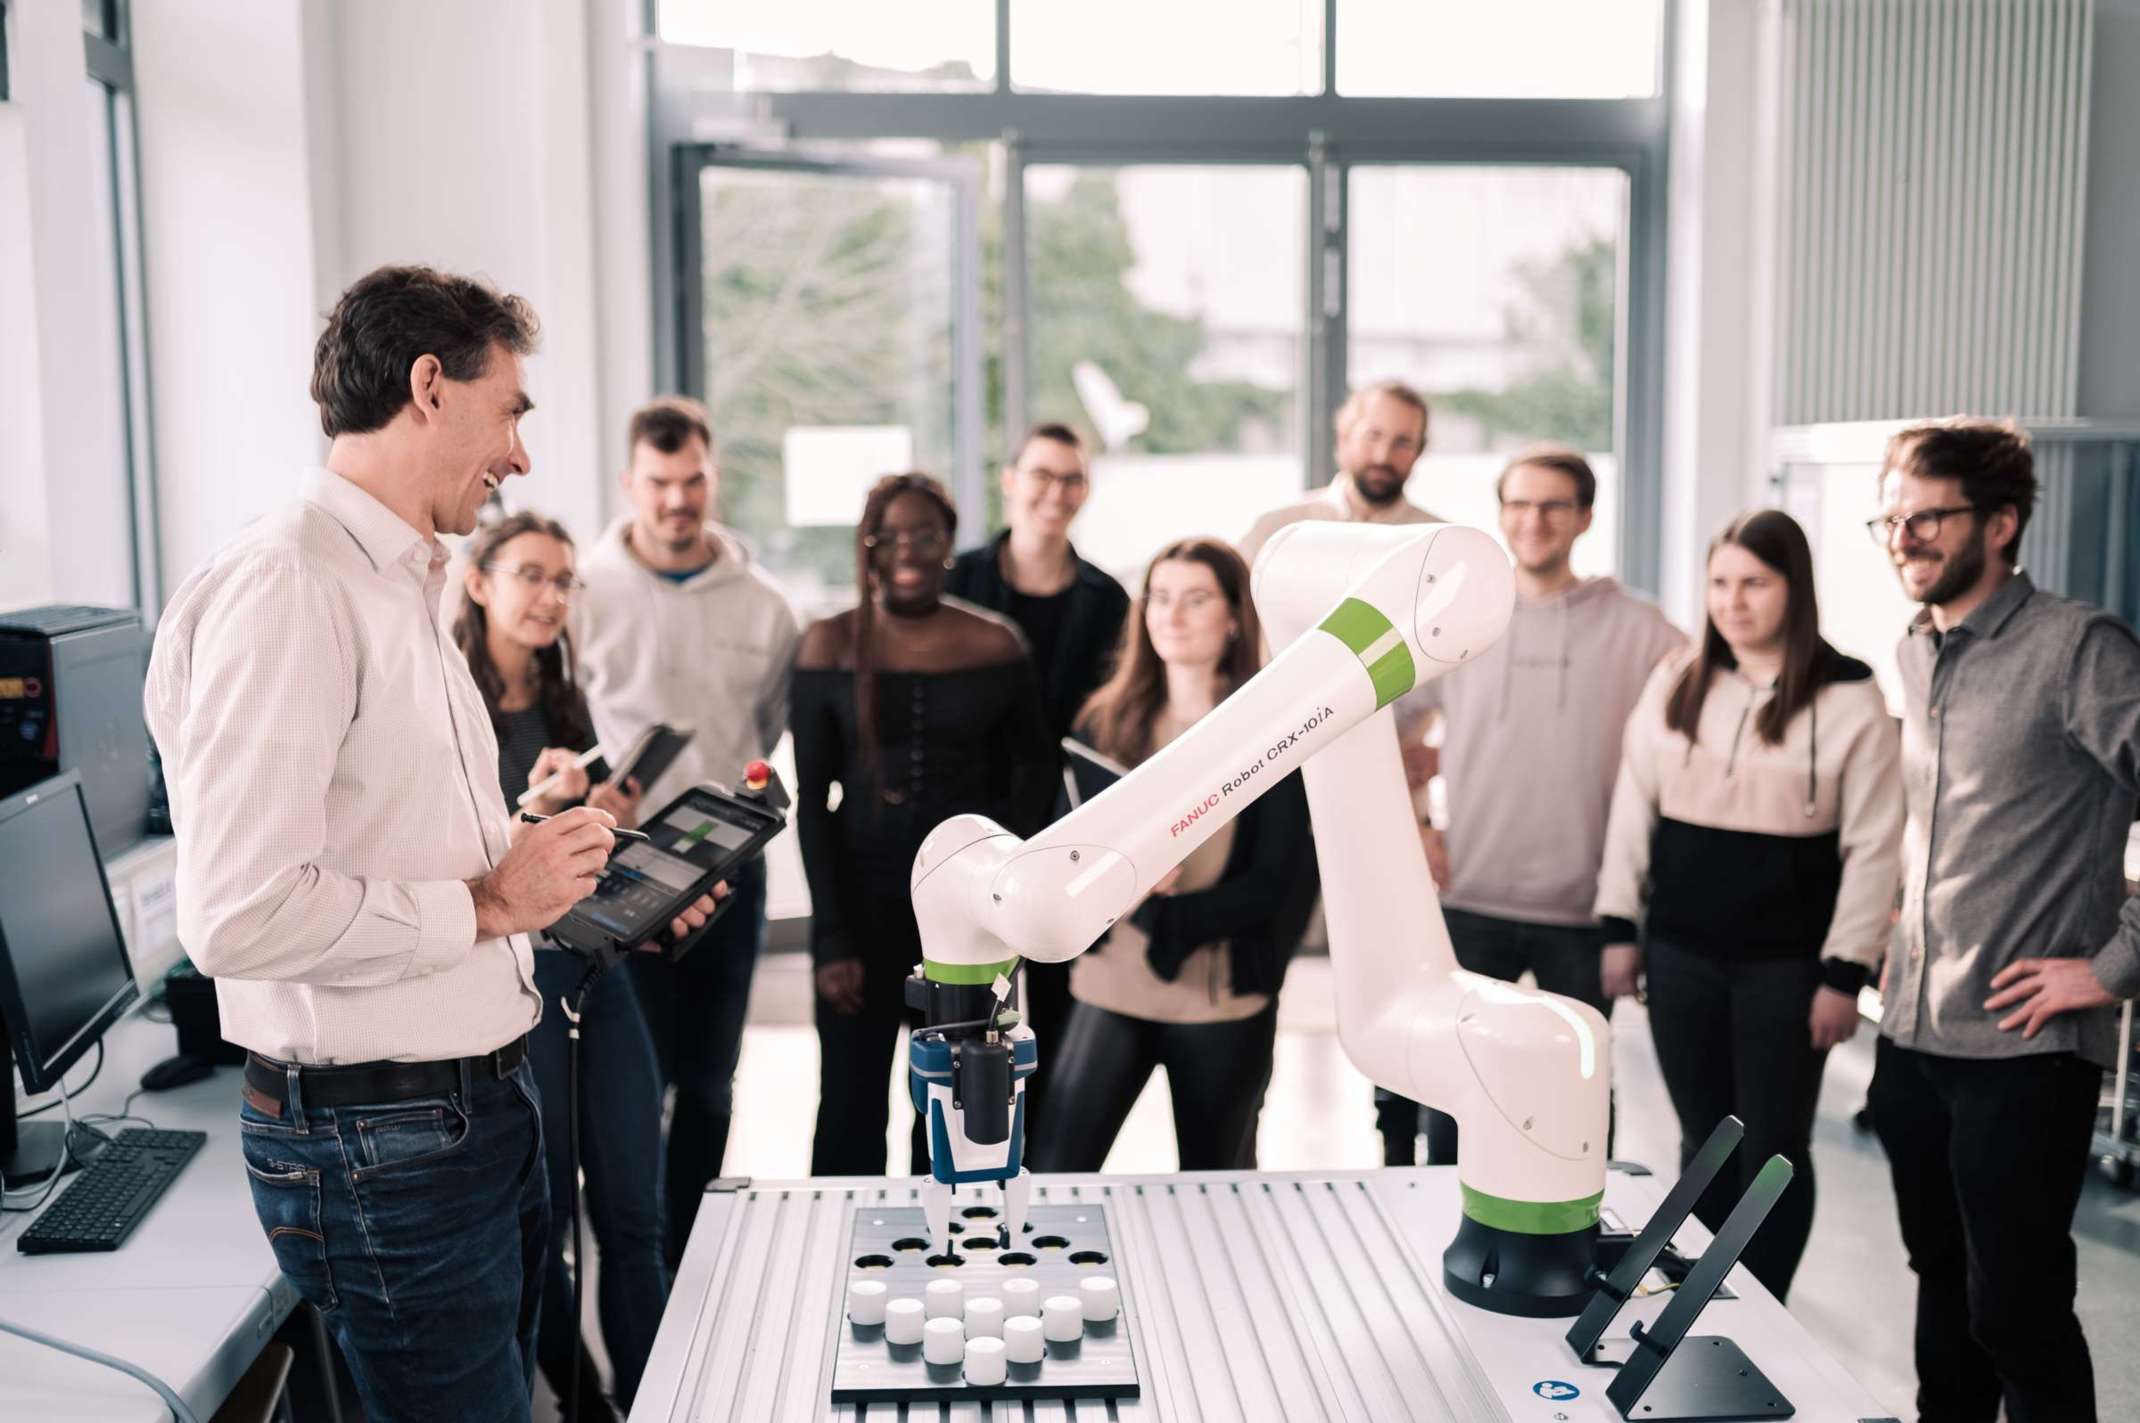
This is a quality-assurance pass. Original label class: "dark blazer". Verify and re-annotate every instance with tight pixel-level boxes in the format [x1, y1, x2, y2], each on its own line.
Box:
[1127, 771, 1319, 1001]
[949, 534, 1131, 742]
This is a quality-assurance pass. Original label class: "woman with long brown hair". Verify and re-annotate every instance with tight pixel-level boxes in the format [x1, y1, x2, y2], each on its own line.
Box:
[452, 512, 663, 1421]
[790, 474, 1056, 1175]
[1594, 508, 1903, 1300]
[1029, 538, 1318, 1173]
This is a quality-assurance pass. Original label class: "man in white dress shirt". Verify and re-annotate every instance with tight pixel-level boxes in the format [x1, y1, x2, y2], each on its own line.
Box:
[146, 266, 719, 1423]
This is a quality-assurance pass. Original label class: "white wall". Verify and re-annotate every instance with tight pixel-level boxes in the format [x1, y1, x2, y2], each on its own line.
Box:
[130, 0, 330, 597]
[129, 0, 647, 597]
[2079, 0, 2140, 418]
[325, 0, 608, 540]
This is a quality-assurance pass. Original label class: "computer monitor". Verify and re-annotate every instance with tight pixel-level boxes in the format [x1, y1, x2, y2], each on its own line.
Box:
[0, 771, 139, 1184]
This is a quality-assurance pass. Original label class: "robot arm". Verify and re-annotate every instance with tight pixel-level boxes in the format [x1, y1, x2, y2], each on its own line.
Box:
[909, 521, 1611, 1314]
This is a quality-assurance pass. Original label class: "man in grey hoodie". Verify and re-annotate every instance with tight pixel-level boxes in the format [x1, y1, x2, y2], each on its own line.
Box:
[574, 397, 801, 1263]
[1381, 447, 1683, 1165]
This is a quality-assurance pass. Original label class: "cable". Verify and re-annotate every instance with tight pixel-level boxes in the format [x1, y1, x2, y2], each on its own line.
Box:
[0, 1313, 201, 1423]
[1, 1082, 80, 1213]
[562, 953, 601, 1423]
[15, 1040, 103, 1120]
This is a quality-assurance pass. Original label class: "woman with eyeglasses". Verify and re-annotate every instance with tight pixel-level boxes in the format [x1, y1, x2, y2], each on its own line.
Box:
[1593, 508, 1903, 1301]
[792, 474, 1056, 1175]
[1029, 539, 1317, 1174]
[453, 512, 663, 1422]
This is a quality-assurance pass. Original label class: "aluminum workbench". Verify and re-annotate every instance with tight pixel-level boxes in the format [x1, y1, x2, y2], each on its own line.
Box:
[631, 1166, 1894, 1422]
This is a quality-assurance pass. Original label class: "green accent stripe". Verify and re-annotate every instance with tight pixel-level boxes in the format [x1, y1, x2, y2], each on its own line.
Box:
[1366, 644, 1416, 709]
[1460, 1185, 1603, 1236]
[1319, 597, 1391, 655]
[1318, 598, 1417, 710]
[924, 957, 1020, 985]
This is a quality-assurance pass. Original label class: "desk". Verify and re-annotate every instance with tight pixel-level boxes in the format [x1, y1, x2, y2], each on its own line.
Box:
[0, 1007, 292, 1421]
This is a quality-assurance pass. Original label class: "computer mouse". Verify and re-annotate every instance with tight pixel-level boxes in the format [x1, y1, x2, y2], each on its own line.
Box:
[139, 1054, 216, 1092]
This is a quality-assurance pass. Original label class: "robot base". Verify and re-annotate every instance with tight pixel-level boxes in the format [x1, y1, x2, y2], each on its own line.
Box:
[1442, 1215, 1599, 1318]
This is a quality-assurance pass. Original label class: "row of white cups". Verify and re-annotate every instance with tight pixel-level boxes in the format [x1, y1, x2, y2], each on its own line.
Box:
[848, 1273, 1122, 1385]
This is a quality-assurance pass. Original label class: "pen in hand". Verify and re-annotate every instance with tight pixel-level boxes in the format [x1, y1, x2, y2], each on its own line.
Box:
[518, 810, 652, 844]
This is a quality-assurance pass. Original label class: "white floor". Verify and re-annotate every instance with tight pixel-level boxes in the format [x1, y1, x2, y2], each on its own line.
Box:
[541, 950, 2140, 1421]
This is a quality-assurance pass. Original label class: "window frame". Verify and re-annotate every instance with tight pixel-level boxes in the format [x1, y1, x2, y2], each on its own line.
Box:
[84, 0, 162, 613]
[648, 0, 1672, 590]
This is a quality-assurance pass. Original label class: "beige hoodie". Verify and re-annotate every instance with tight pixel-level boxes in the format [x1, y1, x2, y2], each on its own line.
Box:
[1594, 647, 1904, 973]
[572, 519, 801, 810]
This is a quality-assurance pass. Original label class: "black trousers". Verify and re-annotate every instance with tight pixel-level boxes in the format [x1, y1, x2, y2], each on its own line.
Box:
[1379, 908, 1612, 1166]
[1642, 937, 1827, 1301]
[1869, 1035, 2101, 1423]
[1029, 1000, 1277, 1172]
[810, 951, 931, 1177]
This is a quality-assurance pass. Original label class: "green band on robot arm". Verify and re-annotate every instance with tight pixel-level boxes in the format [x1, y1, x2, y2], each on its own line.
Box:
[922, 957, 1021, 985]
[1317, 598, 1417, 710]
[1459, 1184, 1604, 1236]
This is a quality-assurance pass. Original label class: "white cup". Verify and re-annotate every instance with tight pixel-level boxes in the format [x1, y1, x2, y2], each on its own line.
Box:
[964, 1296, 1005, 1338]
[925, 1278, 964, 1319]
[847, 1278, 888, 1325]
[1079, 1275, 1120, 1323]
[1042, 1294, 1084, 1343]
[1000, 1278, 1042, 1317]
[923, 1315, 965, 1366]
[963, 1335, 1007, 1386]
[884, 1297, 926, 1346]
[1003, 1314, 1045, 1363]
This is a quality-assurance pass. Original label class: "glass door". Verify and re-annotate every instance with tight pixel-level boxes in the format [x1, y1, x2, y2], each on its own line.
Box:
[676, 148, 983, 617]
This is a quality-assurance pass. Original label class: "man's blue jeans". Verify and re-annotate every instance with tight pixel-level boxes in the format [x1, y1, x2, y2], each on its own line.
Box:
[238, 1057, 549, 1423]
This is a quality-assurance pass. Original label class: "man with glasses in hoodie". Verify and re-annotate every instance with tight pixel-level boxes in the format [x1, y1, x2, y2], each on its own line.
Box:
[574, 397, 801, 1264]
[1379, 446, 1682, 1166]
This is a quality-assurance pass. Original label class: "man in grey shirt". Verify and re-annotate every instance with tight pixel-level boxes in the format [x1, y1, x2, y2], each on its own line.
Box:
[1867, 419, 2140, 1423]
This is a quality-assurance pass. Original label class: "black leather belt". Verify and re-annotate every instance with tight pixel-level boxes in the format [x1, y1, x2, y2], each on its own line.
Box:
[242, 1036, 528, 1115]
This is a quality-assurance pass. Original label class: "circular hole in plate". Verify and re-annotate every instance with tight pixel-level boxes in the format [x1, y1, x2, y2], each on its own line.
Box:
[961, 1206, 999, 1220]
[924, 1253, 964, 1269]
[853, 1255, 895, 1270]
[891, 1237, 930, 1252]
[948, 1221, 966, 1234]
[1032, 1235, 1071, 1251]
[961, 1235, 1002, 1251]
[996, 1252, 1037, 1268]
[1069, 1250, 1109, 1266]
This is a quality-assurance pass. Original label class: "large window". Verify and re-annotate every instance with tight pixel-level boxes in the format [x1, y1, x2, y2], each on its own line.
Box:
[1335, 0, 1663, 98]
[1010, 0, 1321, 97]
[1349, 166, 1629, 576]
[1025, 164, 1306, 583]
[655, 0, 994, 92]
[655, 3, 1667, 593]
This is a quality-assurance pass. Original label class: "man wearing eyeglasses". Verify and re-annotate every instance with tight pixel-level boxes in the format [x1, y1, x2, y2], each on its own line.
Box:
[948, 423, 1130, 744]
[1373, 447, 1681, 1166]
[572, 396, 801, 1266]
[946, 424, 1130, 1120]
[1865, 418, 2140, 1423]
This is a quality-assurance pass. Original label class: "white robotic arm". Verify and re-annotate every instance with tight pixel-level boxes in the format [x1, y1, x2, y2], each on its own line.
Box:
[907, 521, 1612, 1316]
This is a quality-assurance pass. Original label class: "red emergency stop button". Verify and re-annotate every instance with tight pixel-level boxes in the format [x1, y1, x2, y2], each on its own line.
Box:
[743, 760, 771, 790]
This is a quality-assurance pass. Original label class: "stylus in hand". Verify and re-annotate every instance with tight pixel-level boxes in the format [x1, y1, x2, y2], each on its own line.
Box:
[517, 810, 652, 845]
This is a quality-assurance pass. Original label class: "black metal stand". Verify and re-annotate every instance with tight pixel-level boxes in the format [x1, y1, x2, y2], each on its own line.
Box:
[1567, 1117, 1744, 1361]
[1565, 1119, 1798, 1421]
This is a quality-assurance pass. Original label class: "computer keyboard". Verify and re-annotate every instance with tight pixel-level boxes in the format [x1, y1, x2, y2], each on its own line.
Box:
[16, 1128, 206, 1254]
